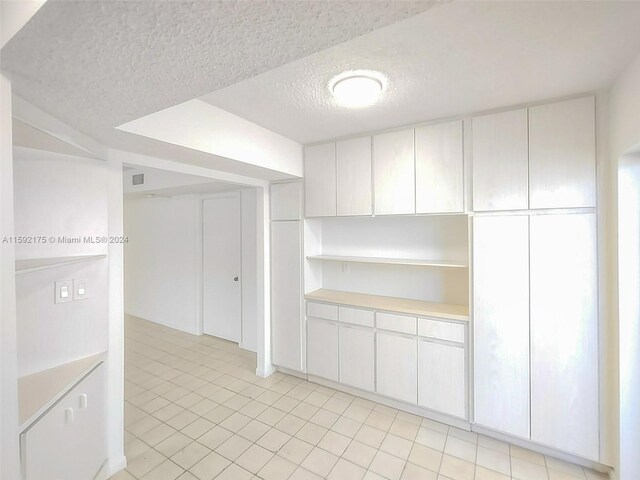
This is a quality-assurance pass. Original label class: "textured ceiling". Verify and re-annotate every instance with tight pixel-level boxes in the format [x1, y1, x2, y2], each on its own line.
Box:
[0, 0, 434, 142]
[201, 1, 640, 143]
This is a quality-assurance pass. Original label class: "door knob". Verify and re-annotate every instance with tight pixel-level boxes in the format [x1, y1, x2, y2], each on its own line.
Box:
[234, 277, 239, 282]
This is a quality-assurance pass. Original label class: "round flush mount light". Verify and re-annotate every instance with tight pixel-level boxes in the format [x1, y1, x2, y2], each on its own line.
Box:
[329, 70, 387, 108]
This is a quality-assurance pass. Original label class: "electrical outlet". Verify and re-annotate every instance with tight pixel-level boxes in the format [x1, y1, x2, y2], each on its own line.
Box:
[73, 279, 88, 301]
[55, 280, 73, 304]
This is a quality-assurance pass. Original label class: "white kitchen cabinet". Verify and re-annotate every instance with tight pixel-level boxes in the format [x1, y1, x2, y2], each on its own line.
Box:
[376, 332, 417, 403]
[271, 181, 302, 220]
[339, 325, 375, 392]
[415, 120, 464, 214]
[373, 129, 415, 215]
[337, 136, 372, 216]
[22, 364, 106, 480]
[529, 97, 596, 209]
[472, 109, 529, 211]
[473, 215, 530, 438]
[418, 340, 465, 418]
[271, 221, 303, 371]
[307, 319, 339, 381]
[305, 143, 336, 217]
[530, 213, 598, 460]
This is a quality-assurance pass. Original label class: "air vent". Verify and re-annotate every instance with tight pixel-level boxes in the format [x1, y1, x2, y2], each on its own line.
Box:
[132, 173, 144, 186]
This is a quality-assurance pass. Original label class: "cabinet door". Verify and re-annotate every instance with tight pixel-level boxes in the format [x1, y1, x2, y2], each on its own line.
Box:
[415, 120, 464, 214]
[376, 332, 417, 403]
[529, 97, 596, 209]
[271, 221, 303, 371]
[305, 143, 336, 217]
[307, 319, 338, 381]
[530, 213, 598, 460]
[472, 109, 528, 211]
[271, 182, 302, 220]
[337, 136, 372, 216]
[339, 326, 374, 392]
[473, 215, 530, 438]
[418, 341, 465, 418]
[373, 129, 415, 215]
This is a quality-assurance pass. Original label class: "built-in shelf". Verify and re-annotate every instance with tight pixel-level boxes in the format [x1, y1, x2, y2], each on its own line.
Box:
[18, 352, 106, 431]
[305, 288, 469, 321]
[306, 254, 467, 268]
[15, 254, 106, 274]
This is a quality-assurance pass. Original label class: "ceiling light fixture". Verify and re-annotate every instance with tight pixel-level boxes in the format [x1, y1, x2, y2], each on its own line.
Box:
[329, 70, 386, 108]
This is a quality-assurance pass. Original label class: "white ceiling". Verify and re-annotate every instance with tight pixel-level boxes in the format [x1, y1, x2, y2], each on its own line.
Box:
[0, 0, 434, 142]
[201, 1, 640, 144]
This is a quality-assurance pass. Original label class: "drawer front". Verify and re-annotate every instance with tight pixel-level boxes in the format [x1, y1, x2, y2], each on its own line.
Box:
[339, 307, 374, 327]
[418, 318, 465, 343]
[307, 301, 338, 321]
[376, 312, 417, 334]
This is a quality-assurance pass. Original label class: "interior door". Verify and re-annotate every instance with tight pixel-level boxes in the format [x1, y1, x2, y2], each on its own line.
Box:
[203, 195, 242, 342]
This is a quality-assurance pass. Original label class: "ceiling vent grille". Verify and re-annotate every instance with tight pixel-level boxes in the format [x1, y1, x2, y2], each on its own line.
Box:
[132, 173, 144, 185]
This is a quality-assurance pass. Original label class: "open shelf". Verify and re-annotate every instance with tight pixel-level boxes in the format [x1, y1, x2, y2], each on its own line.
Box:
[16, 254, 106, 274]
[305, 288, 469, 321]
[306, 254, 467, 268]
[18, 352, 106, 431]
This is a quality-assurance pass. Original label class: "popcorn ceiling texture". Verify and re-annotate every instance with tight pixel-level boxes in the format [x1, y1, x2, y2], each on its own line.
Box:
[0, 0, 434, 142]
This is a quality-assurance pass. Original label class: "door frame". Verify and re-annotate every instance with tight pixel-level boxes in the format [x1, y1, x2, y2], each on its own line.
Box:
[200, 191, 243, 343]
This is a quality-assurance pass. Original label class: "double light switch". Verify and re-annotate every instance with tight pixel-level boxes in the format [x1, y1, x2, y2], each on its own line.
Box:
[55, 279, 89, 304]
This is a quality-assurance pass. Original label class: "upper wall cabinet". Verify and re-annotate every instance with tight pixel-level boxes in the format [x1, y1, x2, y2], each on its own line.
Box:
[529, 97, 596, 209]
[336, 136, 372, 216]
[271, 181, 302, 220]
[415, 120, 464, 214]
[373, 129, 415, 215]
[472, 109, 529, 212]
[305, 143, 336, 217]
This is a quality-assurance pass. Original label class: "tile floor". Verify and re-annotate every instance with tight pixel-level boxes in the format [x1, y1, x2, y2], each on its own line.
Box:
[111, 316, 608, 480]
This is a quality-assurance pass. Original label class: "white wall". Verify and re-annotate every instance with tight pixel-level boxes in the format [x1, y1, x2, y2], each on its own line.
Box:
[124, 195, 202, 334]
[124, 189, 259, 350]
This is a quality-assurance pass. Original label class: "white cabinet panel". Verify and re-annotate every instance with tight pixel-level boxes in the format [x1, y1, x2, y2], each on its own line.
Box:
[373, 129, 415, 215]
[337, 136, 372, 216]
[418, 341, 465, 418]
[271, 221, 303, 371]
[23, 365, 105, 480]
[472, 109, 528, 211]
[305, 143, 336, 217]
[271, 181, 302, 220]
[339, 326, 375, 392]
[530, 213, 598, 460]
[376, 332, 417, 404]
[307, 319, 338, 381]
[473, 215, 530, 438]
[415, 120, 464, 214]
[529, 97, 596, 209]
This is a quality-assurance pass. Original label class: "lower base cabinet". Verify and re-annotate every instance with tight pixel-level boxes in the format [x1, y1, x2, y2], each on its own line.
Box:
[339, 325, 375, 392]
[307, 319, 338, 381]
[376, 332, 417, 403]
[22, 364, 106, 480]
[418, 341, 465, 418]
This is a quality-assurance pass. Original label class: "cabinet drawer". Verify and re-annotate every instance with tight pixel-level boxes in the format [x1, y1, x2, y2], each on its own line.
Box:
[418, 318, 465, 343]
[376, 312, 417, 334]
[339, 307, 374, 327]
[307, 302, 338, 321]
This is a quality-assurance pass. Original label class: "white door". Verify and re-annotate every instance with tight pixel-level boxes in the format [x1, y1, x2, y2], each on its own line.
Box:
[373, 129, 416, 215]
[305, 143, 337, 217]
[376, 332, 417, 403]
[307, 319, 338, 381]
[203, 195, 242, 342]
[339, 325, 375, 391]
[473, 215, 530, 438]
[530, 212, 599, 460]
[418, 340, 466, 418]
[336, 136, 372, 216]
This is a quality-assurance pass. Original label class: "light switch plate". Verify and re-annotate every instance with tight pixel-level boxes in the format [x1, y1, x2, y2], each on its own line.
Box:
[73, 278, 88, 301]
[55, 280, 73, 304]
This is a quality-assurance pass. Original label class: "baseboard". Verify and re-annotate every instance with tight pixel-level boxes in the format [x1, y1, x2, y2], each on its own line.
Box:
[275, 365, 308, 380]
[256, 363, 276, 378]
[100, 455, 127, 479]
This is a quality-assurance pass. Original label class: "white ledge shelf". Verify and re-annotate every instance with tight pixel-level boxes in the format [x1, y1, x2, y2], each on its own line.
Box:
[305, 289, 470, 321]
[18, 352, 106, 432]
[306, 255, 467, 268]
[16, 254, 106, 274]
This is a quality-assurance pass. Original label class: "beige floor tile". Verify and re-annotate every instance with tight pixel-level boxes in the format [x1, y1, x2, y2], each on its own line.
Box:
[401, 462, 439, 480]
[156, 432, 194, 458]
[512, 445, 547, 466]
[182, 417, 215, 439]
[257, 427, 292, 452]
[354, 424, 387, 449]
[295, 422, 328, 445]
[477, 435, 510, 455]
[438, 454, 475, 480]
[219, 412, 252, 432]
[128, 415, 163, 437]
[197, 425, 233, 450]
[176, 472, 199, 480]
[301, 447, 339, 477]
[127, 448, 167, 478]
[309, 408, 340, 428]
[545, 456, 586, 479]
[318, 430, 351, 456]
[363, 471, 388, 480]
[257, 406, 288, 426]
[289, 467, 324, 480]
[381, 433, 415, 460]
[408, 443, 442, 472]
[140, 423, 178, 447]
[274, 414, 306, 436]
[235, 444, 275, 474]
[213, 463, 253, 480]
[237, 419, 271, 442]
[189, 451, 230, 480]
[305, 391, 332, 408]
[331, 416, 363, 438]
[324, 397, 351, 415]
[279, 437, 315, 465]
[272, 395, 300, 412]
[511, 457, 550, 480]
[255, 390, 283, 406]
[365, 411, 395, 431]
[189, 399, 218, 417]
[258, 455, 298, 480]
[171, 442, 211, 470]
[389, 419, 421, 441]
[110, 469, 137, 480]
[447, 428, 477, 445]
[166, 410, 199, 430]
[444, 436, 477, 463]
[342, 440, 378, 469]
[153, 403, 186, 422]
[291, 402, 321, 421]
[125, 437, 152, 460]
[203, 405, 234, 424]
[369, 450, 406, 480]
[415, 427, 447, 452]
[476, 445, 510, 476]
[328, 458, 367, 480]
[474, 465, 511, 480]
[215, 434, 252, 461]
[140, 459, 184, 480]
[421, 418, 449, 435]
[239, 399, 269, 418]
[343, 403, 373, 423]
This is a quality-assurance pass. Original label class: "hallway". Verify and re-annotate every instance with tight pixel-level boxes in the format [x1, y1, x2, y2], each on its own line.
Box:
[113, 316, 604, 480]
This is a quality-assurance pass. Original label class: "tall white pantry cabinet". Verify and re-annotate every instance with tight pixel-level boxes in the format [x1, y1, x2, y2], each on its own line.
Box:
[272, 95, 602, 463]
